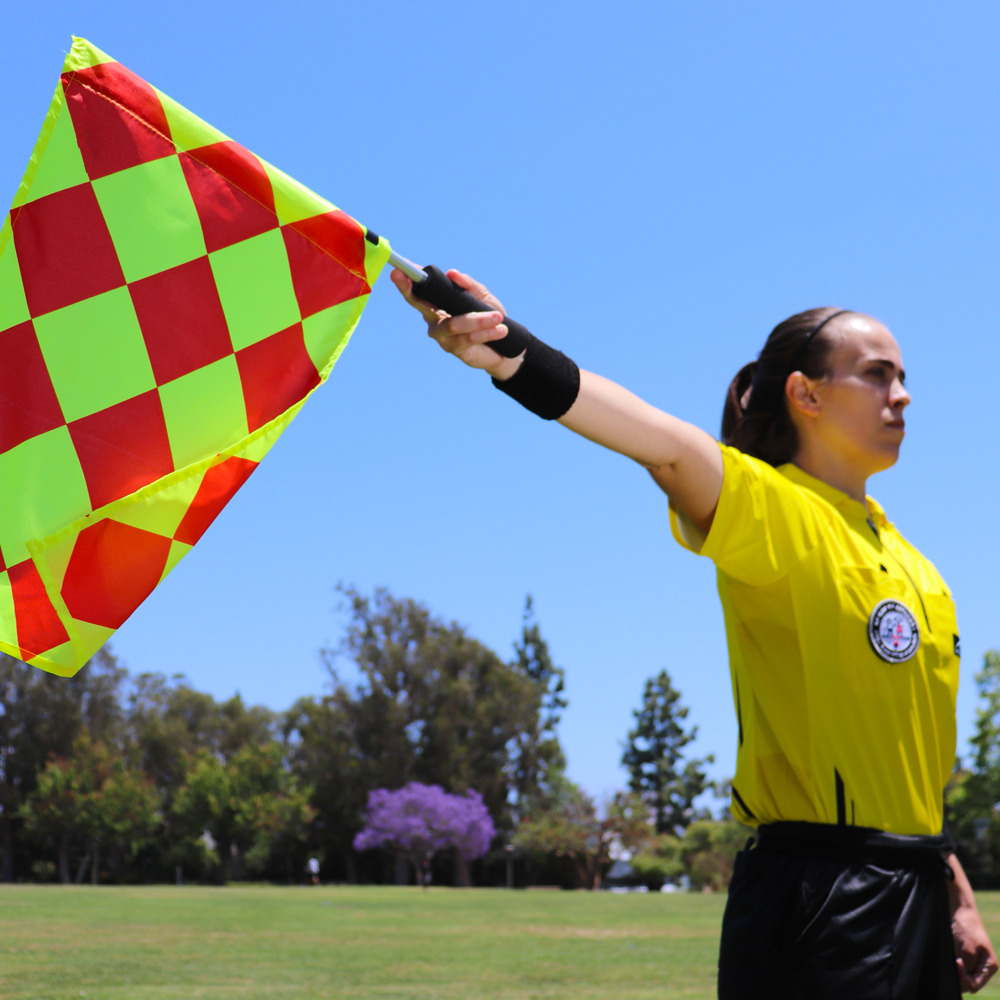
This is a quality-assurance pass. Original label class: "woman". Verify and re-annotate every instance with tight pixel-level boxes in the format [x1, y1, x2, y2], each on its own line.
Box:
[392, 267, 997, 997]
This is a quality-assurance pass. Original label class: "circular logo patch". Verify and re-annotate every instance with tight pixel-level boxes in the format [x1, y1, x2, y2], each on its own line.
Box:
[868, 599, 920, 662]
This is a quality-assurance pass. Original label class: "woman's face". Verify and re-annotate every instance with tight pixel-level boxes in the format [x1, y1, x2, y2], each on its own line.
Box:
[796, 315, 912, 477]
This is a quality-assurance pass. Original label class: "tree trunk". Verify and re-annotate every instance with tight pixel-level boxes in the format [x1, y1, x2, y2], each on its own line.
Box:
[216, 841, 231, 884]
[108, 843, 125, 881]
[74, 851, 90, 884]
[230, 843, 244, 882]
[586, 852, 603, 891]
[394, 851, 409, 885]
[0, 811, 13, 883]
[453, 852, 470, 888]
[58, 832, 71, 883]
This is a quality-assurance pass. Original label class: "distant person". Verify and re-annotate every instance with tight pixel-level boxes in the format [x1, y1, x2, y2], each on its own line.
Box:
[393, 268, 997, 998]
[307, 857, 319, 886]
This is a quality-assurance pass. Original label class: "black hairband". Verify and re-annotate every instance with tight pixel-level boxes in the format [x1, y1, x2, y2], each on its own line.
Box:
[786, 309, 851, 374]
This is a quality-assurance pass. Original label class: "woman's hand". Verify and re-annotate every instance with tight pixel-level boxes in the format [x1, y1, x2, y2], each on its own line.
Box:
[947, 854, 998, 993]
[953, 902, 998, 993]
[390, 267, 523, 380]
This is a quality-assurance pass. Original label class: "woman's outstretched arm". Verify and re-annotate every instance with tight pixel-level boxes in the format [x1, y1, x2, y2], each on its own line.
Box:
[392, 267, 723, 532]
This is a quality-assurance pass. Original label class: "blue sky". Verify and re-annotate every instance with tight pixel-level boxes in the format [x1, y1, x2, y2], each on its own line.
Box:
[4, 2, 999, 805]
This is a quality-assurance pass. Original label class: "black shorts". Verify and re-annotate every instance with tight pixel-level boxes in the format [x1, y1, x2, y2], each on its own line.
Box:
[717, 823, 960, 1000]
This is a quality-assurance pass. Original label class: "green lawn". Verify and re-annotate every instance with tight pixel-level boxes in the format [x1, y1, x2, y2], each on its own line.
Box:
[2, 885, 1000, 999]
[0, 884, 724, 999]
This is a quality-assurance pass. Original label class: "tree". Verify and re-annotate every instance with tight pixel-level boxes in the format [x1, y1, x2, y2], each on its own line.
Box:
[81, 744, 160, 884]
[508, 597, 568, 816]
[621, 669, 713, 835]
[677, 819, 749, 891]
[171, 741, 312, 883]
[0, 648, 126, 881]
[629, 833, 685, 890]
[20, 733, 159, 884]
[18, 747, 89, 883]
[128, 674, 228, 794]
[283, 694, 364, 882]
[962, 652, 1000, 813]
[353, 782, 495, 886]
[127, 675, 281, 876]
[947, 651, 1000, 885]
[323, 586, 540, 823]
[513, 775, 650, 889]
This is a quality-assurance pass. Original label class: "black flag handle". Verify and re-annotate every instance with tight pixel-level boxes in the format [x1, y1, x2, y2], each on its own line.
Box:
[390, 253, 531, 359]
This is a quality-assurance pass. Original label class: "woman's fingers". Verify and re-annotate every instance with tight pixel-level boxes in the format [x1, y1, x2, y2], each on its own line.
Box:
[390, 268, 442, 325]
[390, 266, 507, 326]
[434, 309, 505, 341]
[431, 312, 508, 365]
[390, 266, 513, 373]
[444, 269, 506, 315]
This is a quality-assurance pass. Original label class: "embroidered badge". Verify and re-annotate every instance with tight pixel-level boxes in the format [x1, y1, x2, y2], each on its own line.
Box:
[868, 599, 920, 663]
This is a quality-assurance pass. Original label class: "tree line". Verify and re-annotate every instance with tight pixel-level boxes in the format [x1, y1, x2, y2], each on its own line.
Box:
[41, 586, 1000, 889]
[0, 585, 737, 888]
[947, 650, 1000, 888]
[0, 588, 564, 885]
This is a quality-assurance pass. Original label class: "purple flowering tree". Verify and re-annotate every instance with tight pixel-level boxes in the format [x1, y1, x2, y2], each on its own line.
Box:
[353, 782, 495, 886]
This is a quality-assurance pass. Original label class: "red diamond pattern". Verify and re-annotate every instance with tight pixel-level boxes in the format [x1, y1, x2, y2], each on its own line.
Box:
[68, 391, 175, 509]
[61, 519, 173, 628]
[289, 210, 368, 276]
[130, 257, 233, 384]
[9, 558, 70, 658]
[283, 213, 371, 319]
[180, 148, 279, 253]
[0, 321, 66, 452]
[63, 63, 175, 180]
[236, 324, 320, 432]
[11, 184, 126, 317]
[174, 456, 259, 545]
[188, 142, 275, 211]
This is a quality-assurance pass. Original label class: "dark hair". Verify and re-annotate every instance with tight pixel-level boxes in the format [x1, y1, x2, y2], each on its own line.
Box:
[721, 307, 851, 466]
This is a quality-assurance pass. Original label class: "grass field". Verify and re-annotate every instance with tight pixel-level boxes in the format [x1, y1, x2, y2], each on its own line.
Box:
[2, 886, 1000, 1000]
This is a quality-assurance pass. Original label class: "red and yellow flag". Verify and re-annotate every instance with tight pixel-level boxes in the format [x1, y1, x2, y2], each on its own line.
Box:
[0, 38, 390, 675]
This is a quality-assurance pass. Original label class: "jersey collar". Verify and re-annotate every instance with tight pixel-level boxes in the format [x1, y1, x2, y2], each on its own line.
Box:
[777, 462, 888, 528]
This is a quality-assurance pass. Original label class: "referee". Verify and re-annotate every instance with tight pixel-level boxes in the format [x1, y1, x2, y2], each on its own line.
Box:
[393, 269, 997, 998]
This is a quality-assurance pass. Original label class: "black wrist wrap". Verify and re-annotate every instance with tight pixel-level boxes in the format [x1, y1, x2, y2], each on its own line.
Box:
[491, 335, 580, 420]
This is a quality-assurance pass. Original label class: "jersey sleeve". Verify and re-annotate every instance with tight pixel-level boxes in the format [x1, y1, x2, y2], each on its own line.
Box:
[669, 444, 825, 586]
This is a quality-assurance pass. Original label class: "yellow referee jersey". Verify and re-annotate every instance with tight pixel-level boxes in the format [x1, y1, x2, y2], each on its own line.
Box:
[670, 444, 960, 836]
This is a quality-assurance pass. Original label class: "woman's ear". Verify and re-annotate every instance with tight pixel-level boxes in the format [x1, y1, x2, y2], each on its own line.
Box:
[785, 371, 821, 419]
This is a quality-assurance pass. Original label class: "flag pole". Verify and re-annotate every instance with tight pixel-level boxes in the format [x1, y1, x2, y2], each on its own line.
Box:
[386, 250, 530, 358]
[387, 250, 426, 284]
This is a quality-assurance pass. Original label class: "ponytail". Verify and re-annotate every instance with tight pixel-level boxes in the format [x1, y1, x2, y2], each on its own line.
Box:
[721, 308, 849, 466]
